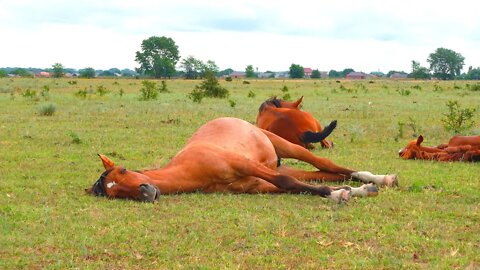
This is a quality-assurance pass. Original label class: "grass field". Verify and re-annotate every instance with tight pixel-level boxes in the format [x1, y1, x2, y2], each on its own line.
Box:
[1, 77, 479, 269]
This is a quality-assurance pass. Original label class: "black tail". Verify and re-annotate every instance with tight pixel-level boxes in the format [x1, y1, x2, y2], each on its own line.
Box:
[300, 120, 337, 144]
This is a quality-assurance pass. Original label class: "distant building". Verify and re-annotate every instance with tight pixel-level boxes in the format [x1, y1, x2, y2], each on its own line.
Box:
[228, 71, 246, 79]
[275, 71, 290, 78]
[390, 73, 408, 79]
[303, 68, 313, 78]
[346, 72, 366, 80]
[36, 71, 51, 78]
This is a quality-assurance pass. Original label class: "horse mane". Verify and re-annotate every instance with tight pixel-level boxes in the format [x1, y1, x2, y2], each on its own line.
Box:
[258, 97, 282, 113]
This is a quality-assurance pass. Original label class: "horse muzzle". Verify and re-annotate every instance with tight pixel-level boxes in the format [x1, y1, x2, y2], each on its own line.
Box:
[138, 184, 160, 202]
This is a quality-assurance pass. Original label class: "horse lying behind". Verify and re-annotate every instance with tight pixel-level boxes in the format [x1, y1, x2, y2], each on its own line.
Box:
[256, 96, 336, 149]
[399, 135, 480, 162]
[87, 117, 398, 203]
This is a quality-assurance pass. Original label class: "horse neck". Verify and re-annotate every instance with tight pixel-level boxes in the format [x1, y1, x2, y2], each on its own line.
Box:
[140, 166, 191, 194]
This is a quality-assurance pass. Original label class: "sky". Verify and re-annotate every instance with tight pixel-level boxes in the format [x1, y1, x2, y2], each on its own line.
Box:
[1, 0, 479, 73]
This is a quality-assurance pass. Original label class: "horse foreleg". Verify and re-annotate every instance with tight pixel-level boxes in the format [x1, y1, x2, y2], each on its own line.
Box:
[262, 129, 355, 175]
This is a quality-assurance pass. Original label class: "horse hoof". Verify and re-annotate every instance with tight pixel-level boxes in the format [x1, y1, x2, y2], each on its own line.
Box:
[383, 175, 398, 187]
[138, 184, 160, 202]
[329, 189, 351, 204]
[350, 184, 379, 197]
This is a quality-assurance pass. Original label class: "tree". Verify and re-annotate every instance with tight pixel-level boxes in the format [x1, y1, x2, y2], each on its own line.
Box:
[409, 60, 431, 79]
[328, 70, 341, 78]
[135, 36, 180, 78]
[289, 64, 304, 78]
[427, 47, 465, 80]
[180, 56, 205, 79]
[79, 67, 96, 78]
[341, 68, 354, 78]
[464, 66, 480, 80]
[311, 69, 321, 79]
[52, 63, 64, 78]
[245, 65, 256, 78]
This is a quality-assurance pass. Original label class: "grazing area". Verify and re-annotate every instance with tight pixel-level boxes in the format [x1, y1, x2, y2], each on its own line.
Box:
[1, 78, 479, 269]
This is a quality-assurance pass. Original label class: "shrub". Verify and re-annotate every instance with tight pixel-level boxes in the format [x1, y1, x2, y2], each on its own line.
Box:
[39, 104, 56, 116]
[225, 77, 232, 82]
[396, 88, 411, 96]
[442, 100, 476, 134]
[243, 81, 250, 85]
[188, 72, 229, 102]
[41, 85, 50, 99]
[228, 99, 236, 107]
[247, 90, 256, 98]
[139, 80, 158, 100]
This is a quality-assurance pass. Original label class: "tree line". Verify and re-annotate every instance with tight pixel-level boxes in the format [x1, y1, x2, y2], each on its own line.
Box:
[2, 35, 479, 80]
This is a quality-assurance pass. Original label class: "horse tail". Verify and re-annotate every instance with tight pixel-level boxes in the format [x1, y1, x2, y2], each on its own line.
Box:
[300, 120, 337, 144]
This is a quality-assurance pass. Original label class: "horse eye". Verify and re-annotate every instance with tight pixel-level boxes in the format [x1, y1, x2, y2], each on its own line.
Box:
[120, 168, 127, 174]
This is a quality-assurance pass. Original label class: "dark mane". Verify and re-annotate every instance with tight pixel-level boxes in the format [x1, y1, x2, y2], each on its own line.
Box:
[258, 97, 282, 113]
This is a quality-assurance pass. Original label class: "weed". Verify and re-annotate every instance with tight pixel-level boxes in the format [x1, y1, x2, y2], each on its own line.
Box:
[75, 89, 88, 99]
[433, 84, 443, 92]
[394, 121, 405, 142]
[243, 81, 250, 85]
[159, 80, 169, 93]
[411, 85, 422, 90]
[406, 117, 421, 137]
[396, 88, 411, 96]
[41, 85, 50, 99]
[467, 83, 480, 91]
[228, 99, 236, 107]
[225, 77, 232, 82]
[39, 103, 56, 116]
[281, 85, 289, 92]
[442, 100, 476, 134]
[188, 88, 204, 103]
[68, 131, 81, 144]
[119, 88, 124, 97]
[21, 88, 37, 99]
[67, 80, 77, 85]
[96, 85, 108, 96]
[247, 90, 256, 98]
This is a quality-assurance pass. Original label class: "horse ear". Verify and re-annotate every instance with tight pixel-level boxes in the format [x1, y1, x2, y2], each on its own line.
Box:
[416, 135, 424, 146]
[293, 96, 303, 108]
[98, 154, 115, 169]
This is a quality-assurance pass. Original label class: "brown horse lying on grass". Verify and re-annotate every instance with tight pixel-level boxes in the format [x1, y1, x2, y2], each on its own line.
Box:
[256, 96, 336, 149]
[399, 135, 480, 162]
[87, 117, 398, 203]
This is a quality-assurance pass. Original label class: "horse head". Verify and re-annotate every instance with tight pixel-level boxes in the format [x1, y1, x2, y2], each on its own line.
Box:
[399, 135, 424, 159]
[85, 154, 160, 202]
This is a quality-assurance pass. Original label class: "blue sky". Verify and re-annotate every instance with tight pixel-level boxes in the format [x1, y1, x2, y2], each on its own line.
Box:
[1, 0, 479, 73]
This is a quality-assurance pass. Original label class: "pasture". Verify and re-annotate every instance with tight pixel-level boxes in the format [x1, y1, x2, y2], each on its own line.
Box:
[1, 77, 479, 269]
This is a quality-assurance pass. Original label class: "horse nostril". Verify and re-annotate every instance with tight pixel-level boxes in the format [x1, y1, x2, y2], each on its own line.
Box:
[138, 184, 160, 202]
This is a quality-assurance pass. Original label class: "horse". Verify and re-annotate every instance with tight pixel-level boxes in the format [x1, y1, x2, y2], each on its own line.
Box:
[399, 135, 480, 162]
[86, 117, 398, 203]
[256, 96, 336, 149]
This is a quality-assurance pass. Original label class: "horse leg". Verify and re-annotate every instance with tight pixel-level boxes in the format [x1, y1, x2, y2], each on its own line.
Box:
[223, 155, 351, 203]
[262, 129, 398, 186]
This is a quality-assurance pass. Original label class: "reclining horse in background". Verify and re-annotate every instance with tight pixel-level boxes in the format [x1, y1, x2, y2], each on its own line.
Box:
[87, 117, 398, 203]
[399, 135, 480, 162]
[256, 96, 336, 149]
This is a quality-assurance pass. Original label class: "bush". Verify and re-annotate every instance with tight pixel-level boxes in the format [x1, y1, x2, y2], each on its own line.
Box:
[247, 90, 256, 98]
[188, 72, 229, 102]
[467, 84, 480, 91]
[22, 88, 37, 99]
[159, 80, 169, 93]
[225, 77, 232, 82]
[75, 89, 88, 99]
[39, 104, 56, 116]
[68, 131, 81, 144]
[139, 80, 158, 100]
[442, 100, 476, 134]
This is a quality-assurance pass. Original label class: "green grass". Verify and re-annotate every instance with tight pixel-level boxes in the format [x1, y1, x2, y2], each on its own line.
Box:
[1, 78, 479, 269]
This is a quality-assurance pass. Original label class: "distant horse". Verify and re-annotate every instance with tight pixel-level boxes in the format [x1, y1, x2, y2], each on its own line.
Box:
[256, 96, 336, 149]
[399, 135, 480, 162]
[87, 117, 398, 203]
